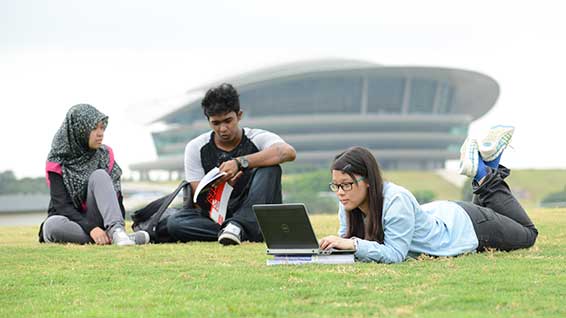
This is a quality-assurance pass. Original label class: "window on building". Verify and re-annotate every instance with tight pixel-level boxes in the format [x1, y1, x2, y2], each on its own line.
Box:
[435, 82, 454, 114]
[240, 76, 362, 117]
[367, 77, 404, 114]
[409, 79, 436, 114]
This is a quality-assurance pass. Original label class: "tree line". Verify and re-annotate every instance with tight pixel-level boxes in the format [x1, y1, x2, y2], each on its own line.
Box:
[0, 171, 48, 194]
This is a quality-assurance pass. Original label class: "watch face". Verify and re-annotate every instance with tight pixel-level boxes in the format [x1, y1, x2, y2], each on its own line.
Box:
[240, 157, 249, 169]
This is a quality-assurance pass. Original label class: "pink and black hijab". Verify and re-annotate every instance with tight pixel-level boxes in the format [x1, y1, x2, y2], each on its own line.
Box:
[46, 104, 122, 209]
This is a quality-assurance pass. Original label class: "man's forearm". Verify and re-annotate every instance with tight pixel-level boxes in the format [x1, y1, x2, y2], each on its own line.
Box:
[244, 143, 296, 168]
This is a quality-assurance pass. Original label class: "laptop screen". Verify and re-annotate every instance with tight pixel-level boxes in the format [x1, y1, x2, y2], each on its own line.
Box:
[253, 203, 319, 250]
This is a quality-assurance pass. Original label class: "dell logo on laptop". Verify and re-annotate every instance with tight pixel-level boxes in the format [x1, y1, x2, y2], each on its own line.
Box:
[280, 223, 290, 233]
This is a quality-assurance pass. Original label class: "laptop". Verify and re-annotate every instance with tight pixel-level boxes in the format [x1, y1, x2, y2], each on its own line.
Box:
[252, 203, 355, 255]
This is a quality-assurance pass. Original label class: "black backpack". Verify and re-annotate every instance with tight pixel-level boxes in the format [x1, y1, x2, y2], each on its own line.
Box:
[131, 180, 192, 243]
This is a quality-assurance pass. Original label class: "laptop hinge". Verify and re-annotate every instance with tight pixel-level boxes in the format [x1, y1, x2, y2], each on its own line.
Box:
[267, 248, 320, 255]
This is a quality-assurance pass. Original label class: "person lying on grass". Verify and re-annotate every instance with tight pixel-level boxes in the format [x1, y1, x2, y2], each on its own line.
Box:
[319, 126, 538, 263]
[39, 104, 149, 246]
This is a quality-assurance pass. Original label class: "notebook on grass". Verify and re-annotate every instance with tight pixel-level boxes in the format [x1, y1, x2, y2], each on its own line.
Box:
[252, 203, 356, 256]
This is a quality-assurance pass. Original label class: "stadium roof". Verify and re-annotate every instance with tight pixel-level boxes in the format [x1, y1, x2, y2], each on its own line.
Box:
[154, 58, 499, 124]
[185, 58, 379, 94]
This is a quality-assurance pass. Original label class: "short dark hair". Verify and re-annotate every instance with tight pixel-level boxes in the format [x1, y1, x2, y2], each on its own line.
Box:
[201, 83, 240, 118]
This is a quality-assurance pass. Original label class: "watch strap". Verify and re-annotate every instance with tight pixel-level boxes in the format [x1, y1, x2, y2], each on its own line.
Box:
[234, 158, 242, 171]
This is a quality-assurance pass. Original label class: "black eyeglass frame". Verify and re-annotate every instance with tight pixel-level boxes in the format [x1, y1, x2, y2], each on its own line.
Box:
[329, 176, 366, 192]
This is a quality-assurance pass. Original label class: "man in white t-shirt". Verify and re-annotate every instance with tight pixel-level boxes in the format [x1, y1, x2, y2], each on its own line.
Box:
[167, 83, 296, 245]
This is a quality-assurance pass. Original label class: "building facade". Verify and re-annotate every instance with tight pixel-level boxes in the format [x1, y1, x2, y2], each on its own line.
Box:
[131, 59, 498, 179]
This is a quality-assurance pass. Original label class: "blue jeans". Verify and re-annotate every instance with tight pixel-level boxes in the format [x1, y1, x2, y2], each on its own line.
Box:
[456, 165, 538, 251]
[167, 166, 282, 242]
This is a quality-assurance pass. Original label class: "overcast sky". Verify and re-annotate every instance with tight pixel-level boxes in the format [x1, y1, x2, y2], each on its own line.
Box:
[1, 0, 565, 178]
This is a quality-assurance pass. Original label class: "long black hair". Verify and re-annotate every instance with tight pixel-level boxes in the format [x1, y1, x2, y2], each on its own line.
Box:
[331, 146, 385, 243]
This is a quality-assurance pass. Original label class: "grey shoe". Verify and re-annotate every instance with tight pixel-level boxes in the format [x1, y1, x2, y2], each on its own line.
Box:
[128, 231, 150, 245]
[218, 223, 242, 245]
[112, 227, 135, 246]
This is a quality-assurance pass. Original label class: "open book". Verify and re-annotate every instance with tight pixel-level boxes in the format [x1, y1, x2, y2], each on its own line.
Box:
[193, 167, 233, 224]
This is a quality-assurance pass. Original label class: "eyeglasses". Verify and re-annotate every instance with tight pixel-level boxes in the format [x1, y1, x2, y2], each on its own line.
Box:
[329, 176, 366, 192]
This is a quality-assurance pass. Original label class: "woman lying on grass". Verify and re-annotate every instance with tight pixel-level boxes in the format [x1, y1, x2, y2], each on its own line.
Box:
[39, 104, 149, 246]
[319, 126, 538, 263]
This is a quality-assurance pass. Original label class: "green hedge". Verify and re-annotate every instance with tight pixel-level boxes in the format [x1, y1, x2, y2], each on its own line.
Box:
[0, 171, 48, 194]
[412, 190, 437, 204]
[540, 188, 566, 208]
[282, 170, 337, 213]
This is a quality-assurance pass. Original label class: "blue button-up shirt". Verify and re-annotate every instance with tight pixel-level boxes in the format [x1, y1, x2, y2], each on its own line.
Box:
[338, 182, 478, 263]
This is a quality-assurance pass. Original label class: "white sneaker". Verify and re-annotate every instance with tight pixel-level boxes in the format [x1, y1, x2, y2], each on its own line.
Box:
[458, 138, 479, 178]
[479, 125, 514, 162]
[112, 228, 135, 246]
[218, 223, 242, 245]
[128, 231, 150, 245]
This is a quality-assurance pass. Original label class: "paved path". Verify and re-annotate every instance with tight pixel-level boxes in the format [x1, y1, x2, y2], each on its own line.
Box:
[0, 183, 175, 227]
[0, 212, 45, 227]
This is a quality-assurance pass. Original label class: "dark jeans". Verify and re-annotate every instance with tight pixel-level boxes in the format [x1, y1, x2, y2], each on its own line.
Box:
[456, 165, 538, 252]
[167, 166, 282, 242]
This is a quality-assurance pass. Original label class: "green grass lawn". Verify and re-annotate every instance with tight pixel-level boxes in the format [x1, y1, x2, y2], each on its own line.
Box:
[383, 170, 462, 201]
[504, 169, 566, 207]
[1, 208, 565, 317]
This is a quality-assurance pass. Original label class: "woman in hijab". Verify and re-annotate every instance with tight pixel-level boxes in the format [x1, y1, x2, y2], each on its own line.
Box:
[39, 104, 149, 246]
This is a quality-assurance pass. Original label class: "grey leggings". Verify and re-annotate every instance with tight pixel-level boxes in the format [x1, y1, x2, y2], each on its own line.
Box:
[42, 169, 125, 244]
[456, 165, 538, 252]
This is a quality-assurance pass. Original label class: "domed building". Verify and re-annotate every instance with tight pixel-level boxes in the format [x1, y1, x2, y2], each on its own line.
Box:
[131, 59, 498, 179]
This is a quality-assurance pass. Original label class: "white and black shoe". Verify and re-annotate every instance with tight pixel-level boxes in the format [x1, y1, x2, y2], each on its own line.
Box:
[218, 223, 242, 246]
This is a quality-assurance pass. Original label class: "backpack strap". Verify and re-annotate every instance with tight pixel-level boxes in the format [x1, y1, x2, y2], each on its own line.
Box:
[148, 180, 190, 234]
[131, 180, 190, 242]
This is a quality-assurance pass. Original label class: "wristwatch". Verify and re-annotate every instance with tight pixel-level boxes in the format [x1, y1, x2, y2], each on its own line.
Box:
[235, 156, 249, 171]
